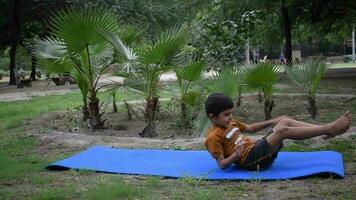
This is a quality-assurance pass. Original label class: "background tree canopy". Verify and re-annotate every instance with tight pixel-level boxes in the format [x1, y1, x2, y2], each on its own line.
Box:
[1, 0, 356, 84]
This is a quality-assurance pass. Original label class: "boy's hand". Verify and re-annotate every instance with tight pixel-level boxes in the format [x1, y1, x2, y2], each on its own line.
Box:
[233, 141, 247, 161]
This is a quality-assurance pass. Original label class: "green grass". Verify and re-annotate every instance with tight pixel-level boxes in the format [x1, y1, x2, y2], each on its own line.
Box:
[84, 177, 145, 200]
[283, 137, 356, 162]
[327, 63, 356, 68]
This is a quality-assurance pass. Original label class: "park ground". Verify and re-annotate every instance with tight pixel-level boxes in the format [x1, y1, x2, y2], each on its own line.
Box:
[0, 74, 356, 200]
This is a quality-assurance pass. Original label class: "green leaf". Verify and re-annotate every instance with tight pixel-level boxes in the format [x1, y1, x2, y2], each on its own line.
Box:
[118, 24, 145, 46]
[240, 63, 280, 96]
[178, 60, 206, 82]
[183, 91, 199, 106]
[285, 58, 327, 95]
[50, 6, 119, 55]
[138, 26, 187, 66]
[211, 67, 242, 98]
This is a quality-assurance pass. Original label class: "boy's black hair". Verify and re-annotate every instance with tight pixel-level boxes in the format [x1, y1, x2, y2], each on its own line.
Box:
[205, 93, 234, 116]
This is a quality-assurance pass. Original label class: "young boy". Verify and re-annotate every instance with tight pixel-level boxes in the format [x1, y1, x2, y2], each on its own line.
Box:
[205, 93, 352, 171]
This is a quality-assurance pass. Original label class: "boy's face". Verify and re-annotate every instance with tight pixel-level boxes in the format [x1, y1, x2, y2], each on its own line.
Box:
[209, 108, 233, 128]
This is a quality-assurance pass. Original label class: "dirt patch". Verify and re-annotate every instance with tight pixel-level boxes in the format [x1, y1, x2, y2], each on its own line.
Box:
[25, 94, 356, 157]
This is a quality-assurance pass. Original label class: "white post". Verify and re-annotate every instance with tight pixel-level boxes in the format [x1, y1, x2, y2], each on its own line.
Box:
[245, 38, 250, 65]
[352, 27, 355, 62]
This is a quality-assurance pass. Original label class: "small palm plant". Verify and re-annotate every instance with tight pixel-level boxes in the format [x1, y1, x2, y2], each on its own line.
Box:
[285, 58, 326, 119]
[33, 39, 90, 121]
[34, 7, 119, 129]
[240, 63, 280, 120]
[175, 60, 206, 126]
[102, 26, 187, 137]
[193, 67, 243, 137]
[106, 24, 145, 114]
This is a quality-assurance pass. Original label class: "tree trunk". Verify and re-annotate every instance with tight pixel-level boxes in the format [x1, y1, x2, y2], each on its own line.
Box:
[82, 98, 89, 121]
[264, 98, 274, 120]
[124, 101, 132, 120]
[9, 0, 21, 85]
[30, 55, 37, 81]
[88, 90, 104, 129]
[112, 92, 118, 113]
[257, 92, 263, 103]
[235, 92, 242, 107]
[180, 100, 191, 127]
[308, 93, 317, 119]
[281, 1, 292, 64]
[181, 101, 187, 119]
[139, 97, 159, 137]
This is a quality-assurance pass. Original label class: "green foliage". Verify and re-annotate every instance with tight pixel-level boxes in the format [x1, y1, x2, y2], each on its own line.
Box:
[193, 66, 243, 137]
[285, 58, 327, 95]
[84, 178, 143, 200]
[117, 24, 145, 46]
[176, 60, 206, 106]
[240, 62, 279, 97]
[191, 2, 246, 69]
[50, 7, 118, 55]
[211, 67, 243, 98]
[103, 26, 187, 99]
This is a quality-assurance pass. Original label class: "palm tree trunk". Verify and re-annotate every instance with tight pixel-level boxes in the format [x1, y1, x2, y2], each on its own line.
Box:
[139, 97, 159, 137]
[82, 98, 89, 121]
[180, 100, 191, 127]
[181, 101, 187, 119]
[264, 98, 274, 120]
[88, 90, 104, 129]
[112, 92, 118, 113]
[308, 93, 317, 119]
[235, 92, 242, 107]
[30, 55, 37, 81]
[124, 101, 132, 120]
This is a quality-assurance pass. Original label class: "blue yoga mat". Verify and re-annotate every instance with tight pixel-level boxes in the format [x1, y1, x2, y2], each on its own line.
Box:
[47, 145, 344, 180]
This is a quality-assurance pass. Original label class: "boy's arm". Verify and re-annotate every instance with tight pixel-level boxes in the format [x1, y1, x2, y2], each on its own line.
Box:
[216, 141, 246, 169]
[216, 153, 239, 169]
[244, 116, 286, 133]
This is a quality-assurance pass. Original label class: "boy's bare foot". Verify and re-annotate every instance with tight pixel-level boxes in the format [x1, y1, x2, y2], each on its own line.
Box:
[323, 111, 352, 140]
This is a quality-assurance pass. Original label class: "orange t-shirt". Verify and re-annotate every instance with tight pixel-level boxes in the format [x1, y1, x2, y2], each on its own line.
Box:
[204, 119, 256, 166]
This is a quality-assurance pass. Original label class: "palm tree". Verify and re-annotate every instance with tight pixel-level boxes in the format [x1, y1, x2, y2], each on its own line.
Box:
[102, 26, 187, 137]
[285, 58, 326, 119]
[175, 60, 206, 125]
[193, 67, 243, 137]
[34, 7, 119, 129]
[32, 38, 90, 121]
[106, 24, 145, 115]
[240, 63, 280, 120]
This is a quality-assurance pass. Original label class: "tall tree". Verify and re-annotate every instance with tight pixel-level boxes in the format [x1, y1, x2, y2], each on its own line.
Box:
[0, 0, 68, 85]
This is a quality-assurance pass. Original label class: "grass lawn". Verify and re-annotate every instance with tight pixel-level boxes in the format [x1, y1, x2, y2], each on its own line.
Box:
[327, 62, 356, 68]
[0, 82, 356, 199]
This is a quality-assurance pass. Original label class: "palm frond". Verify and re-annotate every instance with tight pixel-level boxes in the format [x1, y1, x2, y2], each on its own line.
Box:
[286, 58, 327, 94]
[101, 31, 138, 73]
[73, 70, 89, 99]
[193, 112, 211, 137]
[50, 6, 119, 55]
[240, 63, 279, 96]
[138, 26, 187, 66]
[118, 24, 145, 46]
[32, 38, 74, 74]
[211, 67, 242, 98]
[177, 60, 207, 82]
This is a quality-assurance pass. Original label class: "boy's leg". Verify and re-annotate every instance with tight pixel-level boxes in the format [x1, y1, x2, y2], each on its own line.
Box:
[276, 117, 319, 128]
[266, 111, 352, 154]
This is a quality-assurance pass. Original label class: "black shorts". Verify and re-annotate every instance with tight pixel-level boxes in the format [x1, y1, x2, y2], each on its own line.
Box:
[242, 131, 283, 171]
